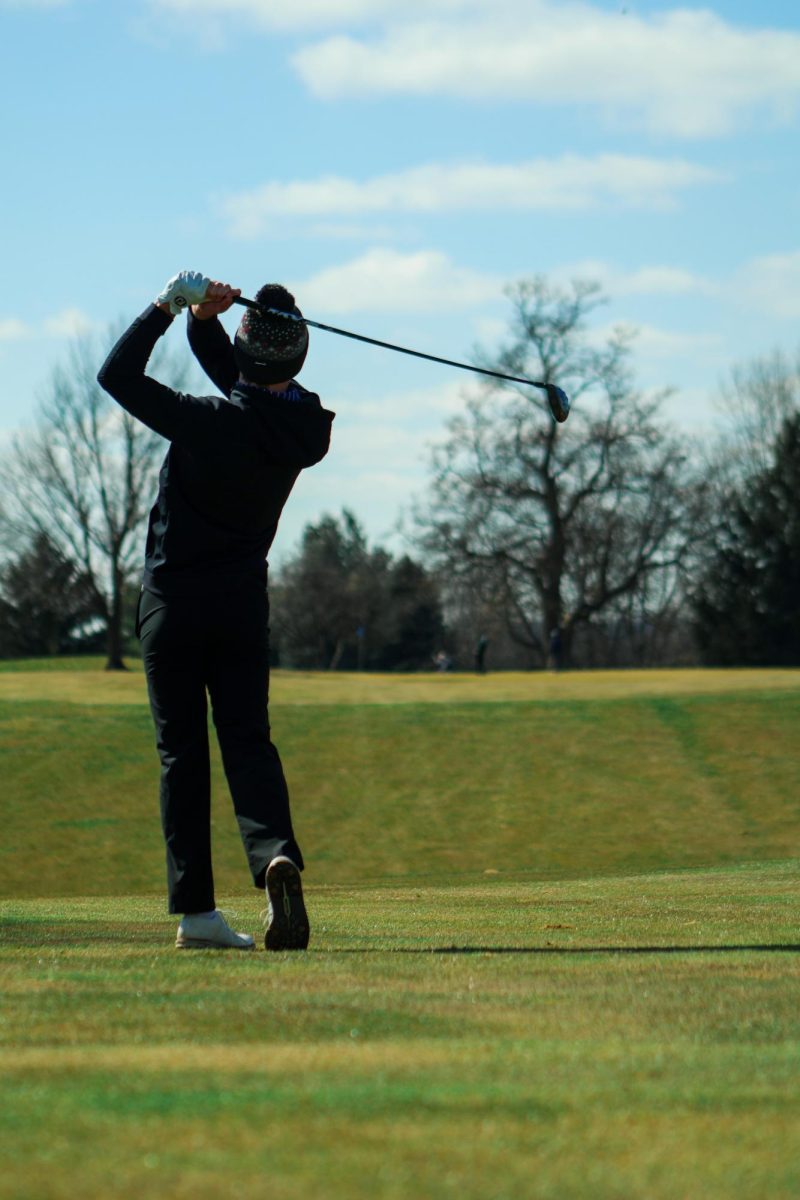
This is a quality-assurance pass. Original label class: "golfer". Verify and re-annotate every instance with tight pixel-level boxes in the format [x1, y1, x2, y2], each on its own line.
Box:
[98, 270, 334, 951]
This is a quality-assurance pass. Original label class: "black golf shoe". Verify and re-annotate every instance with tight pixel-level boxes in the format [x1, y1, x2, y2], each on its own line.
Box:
[264, 856, 310, 951]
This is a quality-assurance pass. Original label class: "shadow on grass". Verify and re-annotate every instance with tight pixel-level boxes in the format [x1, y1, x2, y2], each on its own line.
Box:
[332, 943, 800, 955]
[2, 918, 797, 956]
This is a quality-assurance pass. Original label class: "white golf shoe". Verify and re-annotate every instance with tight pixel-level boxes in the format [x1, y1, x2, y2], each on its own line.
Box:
[264, 857, 309, 951]
[176, 910, 255, 950]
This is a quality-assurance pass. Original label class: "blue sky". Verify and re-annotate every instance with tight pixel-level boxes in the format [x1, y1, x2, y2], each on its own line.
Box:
[1, 0, 799, 558]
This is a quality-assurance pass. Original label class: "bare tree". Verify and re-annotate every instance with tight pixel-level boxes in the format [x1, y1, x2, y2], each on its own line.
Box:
[0, 329, 187, 669]
[414, 277, 705, 667]
[713, 347, 800, 479]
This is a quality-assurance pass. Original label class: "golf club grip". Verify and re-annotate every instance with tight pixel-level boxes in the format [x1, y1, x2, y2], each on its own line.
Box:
[231, 296, 569, 420]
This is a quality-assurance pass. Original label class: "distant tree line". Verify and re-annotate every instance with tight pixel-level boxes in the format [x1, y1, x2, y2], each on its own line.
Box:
[0, 278, 798, 669]
[269, 510, 445, 671]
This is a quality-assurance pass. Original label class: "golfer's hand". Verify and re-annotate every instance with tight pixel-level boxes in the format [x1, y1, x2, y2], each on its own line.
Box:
[155, 270, 212, 316]
[191, 280, 241, 320]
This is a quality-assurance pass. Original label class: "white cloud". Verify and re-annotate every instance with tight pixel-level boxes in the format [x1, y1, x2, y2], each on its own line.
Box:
[281, 242, 800, 328]
[147, 1, 800, 137]
[342, 379, 466, 423]
[557, 260, 717, 299]
[323, 423, 426, 467]
[736, 251, 800, 320]
[613, 266, 716, 298]
[276, 458, 424, 552]
[298, 248, 501, 314]
[221, 155, 721, 237]
[0, 310, 96, 343]
[43, 308, 95, 338]
[624, 323, 725, 362]
[0, 318, 30, 341]
[472, 316, 507, 347]
[291, 4, 800, 137]
[561, 251, 800, 320]
[307, 221, 411, 243]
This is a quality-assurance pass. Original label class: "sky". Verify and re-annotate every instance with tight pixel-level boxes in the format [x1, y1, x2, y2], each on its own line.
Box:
[1, 0, 799, 561]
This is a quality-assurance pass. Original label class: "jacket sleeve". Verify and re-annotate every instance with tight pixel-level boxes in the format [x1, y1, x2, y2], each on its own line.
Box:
[97, 305, 223, 444]
[186, 309, 238, 398]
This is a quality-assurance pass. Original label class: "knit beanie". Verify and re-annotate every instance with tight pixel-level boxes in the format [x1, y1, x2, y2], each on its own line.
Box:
[234, 284, 309, 385]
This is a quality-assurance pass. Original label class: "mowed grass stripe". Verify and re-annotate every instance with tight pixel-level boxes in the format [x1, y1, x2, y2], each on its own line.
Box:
[2, 687, 799, 896]
[1, 663, 800, 704]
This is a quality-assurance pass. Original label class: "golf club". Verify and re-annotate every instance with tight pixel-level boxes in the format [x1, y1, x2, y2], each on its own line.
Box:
[232, 296, 570, 423]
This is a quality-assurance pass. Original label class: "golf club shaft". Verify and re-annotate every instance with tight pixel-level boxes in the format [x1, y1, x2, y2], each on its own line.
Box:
[233, 296, 548, 393]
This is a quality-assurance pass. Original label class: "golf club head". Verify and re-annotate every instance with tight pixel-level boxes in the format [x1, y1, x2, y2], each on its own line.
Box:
[546, 384, 570, 423]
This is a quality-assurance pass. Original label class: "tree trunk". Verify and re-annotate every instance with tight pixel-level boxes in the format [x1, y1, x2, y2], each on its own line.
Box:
[542, 591, 566, 671]
[328, 636, 346, 671]
[104, 564, 128, 671]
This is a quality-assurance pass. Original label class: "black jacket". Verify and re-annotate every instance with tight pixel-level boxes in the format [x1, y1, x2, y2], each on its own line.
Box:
[97, 305, 334, 595]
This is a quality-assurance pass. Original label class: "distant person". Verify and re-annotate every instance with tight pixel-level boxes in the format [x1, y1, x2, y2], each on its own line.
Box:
[474, 633, 489, 674]
[98, 270, 334, 951]
[549, 626, 563, 673]
[434, 649, 452, 672]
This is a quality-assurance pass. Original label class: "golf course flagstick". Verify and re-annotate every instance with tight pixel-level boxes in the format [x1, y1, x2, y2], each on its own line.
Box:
[232, 296, 570, 423]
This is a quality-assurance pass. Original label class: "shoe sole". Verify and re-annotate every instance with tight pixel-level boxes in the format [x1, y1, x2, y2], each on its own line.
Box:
[176, 936, 255, 950]
[265, 858, 309, 951]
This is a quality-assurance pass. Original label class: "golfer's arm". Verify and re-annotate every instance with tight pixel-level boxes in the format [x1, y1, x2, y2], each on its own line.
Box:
[97, 305, 185, 440]
[187, 310, 237, 398]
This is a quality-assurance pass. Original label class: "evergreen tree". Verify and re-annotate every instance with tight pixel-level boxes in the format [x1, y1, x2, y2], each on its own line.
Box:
[374, 556, 445, 671]
[271, 512, 445, 670]
[693, 413, 800, 665]
[0, 533, 100, 657]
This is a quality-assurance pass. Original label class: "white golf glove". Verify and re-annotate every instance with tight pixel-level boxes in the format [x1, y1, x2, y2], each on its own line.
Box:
[156, 270, 211, 315]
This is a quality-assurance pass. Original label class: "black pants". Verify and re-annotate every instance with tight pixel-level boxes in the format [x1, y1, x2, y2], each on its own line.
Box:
[138, 583, 303, 914]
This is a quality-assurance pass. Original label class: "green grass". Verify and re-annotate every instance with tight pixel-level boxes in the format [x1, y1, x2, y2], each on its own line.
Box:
[1, 865, 799, 1199]
[0, 655, 111, 673]
[1, 666, 799, 1197]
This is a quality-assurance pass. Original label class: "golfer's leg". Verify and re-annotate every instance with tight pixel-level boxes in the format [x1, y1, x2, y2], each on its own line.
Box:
[207, 585, 303, 887]
[139, 591, 214, 914]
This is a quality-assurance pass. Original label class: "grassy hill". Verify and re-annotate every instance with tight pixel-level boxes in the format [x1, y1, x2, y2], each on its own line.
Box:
[2, 663, 798, 898]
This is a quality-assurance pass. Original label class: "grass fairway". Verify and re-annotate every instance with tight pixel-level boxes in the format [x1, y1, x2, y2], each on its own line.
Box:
[1, 866, 799, 1200]
[1, 664, 799, 1197]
